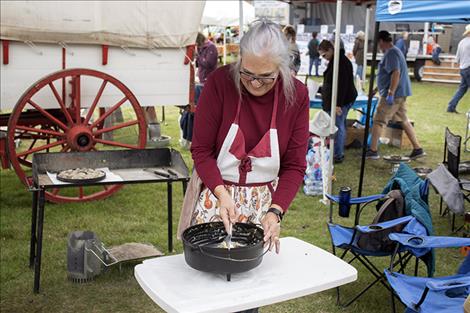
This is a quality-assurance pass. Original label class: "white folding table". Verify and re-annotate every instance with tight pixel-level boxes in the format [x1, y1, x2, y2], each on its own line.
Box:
[135, 237, 357, 313]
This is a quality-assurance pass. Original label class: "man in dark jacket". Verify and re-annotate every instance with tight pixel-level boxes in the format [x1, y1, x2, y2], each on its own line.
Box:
[319, 40, 358, 163]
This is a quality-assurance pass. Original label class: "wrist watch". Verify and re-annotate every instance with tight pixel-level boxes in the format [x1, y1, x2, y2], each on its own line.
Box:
[267, 207, 284, 223]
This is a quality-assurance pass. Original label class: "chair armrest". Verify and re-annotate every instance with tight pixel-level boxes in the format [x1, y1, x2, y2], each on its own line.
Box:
[388, 233, 470, 249]
[326, 193, 385, 204]
[426, 276, 470, 291]
[355, 216, 414, 233]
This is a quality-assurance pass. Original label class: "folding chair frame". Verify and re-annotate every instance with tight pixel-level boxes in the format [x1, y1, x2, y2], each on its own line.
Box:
[439, 127, 470, 232]
[327, 197, 417, 308]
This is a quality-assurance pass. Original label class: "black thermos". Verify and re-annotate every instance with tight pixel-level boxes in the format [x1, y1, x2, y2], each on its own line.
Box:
[338, 186, 352, 218]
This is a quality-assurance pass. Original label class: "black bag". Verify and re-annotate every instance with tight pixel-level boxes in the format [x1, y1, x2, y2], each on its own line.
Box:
[356, 190, 406, 253]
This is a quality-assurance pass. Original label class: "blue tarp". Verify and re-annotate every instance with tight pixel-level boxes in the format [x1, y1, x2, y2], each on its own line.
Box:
[375, 0, 470, 23]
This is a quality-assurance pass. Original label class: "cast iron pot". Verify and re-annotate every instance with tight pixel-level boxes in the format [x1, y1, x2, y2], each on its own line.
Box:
[182, 222, 266, 281]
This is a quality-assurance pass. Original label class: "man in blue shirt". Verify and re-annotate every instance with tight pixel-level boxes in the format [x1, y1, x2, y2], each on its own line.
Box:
[366, 30, 425, 160]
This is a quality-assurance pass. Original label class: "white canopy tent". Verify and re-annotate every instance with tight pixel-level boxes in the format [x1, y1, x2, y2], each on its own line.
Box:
[201, 0, 255, 65]
[201, 0, 255, 27]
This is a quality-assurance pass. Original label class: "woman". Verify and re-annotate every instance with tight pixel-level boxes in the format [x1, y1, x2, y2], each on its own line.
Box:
[318, 40, 357, 163]
[353, 31, 365, 81]
[283, 25, 301, 75]
[182, 20, 309, 256]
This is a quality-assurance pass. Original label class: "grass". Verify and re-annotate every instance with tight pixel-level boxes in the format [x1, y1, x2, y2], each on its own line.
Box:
[1, 78, 469, 313]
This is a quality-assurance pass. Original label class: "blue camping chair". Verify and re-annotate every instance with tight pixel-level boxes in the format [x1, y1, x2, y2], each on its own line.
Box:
[386, 233, 470, 313]
[327, 163, 432, 307]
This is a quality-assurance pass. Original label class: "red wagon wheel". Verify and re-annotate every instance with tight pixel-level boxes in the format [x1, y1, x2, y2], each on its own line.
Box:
[7, 68, 147, 203]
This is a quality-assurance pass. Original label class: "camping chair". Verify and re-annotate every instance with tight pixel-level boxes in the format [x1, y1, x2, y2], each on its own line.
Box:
[386, 233, 470, 313]
[327, 163, 432, 307]
[439, 128, 470, 230]
[326, 194, 429, 307]
[429, 165, 467, 233]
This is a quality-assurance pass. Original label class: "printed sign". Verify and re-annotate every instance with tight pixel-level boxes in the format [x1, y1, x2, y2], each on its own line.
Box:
[388, 0, 403, 15]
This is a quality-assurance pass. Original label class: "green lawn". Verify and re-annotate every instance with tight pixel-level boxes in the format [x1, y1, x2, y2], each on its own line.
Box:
[1, 79, 469, 313]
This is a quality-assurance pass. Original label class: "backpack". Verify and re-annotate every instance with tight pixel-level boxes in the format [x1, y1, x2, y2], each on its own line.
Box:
[356, 190, 406, 253]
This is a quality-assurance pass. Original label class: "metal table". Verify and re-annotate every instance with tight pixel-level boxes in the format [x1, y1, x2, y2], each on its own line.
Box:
[135, 237, 358, 313]
[30, 148, 190, 293]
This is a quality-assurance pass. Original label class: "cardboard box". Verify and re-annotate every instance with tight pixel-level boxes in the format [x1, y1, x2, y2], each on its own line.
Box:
[345, 119, 365, 147]
[382, 121, 413, 149]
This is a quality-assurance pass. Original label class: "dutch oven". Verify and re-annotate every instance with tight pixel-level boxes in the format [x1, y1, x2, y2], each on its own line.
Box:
[182, 222, 267, 281]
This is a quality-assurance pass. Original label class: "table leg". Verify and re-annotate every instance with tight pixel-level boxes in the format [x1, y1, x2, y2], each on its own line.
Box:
[29, 190, 39, 268]
[33, 189, 45, 293]
[182, 180, 188, 196]
[167, 182, 173, 252]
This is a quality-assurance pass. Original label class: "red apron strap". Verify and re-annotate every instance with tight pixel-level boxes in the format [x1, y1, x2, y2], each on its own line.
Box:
[270, 82, 280, 129]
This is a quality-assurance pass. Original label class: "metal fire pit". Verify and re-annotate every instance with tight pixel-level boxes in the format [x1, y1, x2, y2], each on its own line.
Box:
[30, 148, 190, 293]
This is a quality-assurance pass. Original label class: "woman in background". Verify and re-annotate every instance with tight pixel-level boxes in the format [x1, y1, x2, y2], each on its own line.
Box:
[283, 25, 301, 75]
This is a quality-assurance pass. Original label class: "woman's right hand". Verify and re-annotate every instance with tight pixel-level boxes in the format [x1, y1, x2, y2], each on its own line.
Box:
[214, 185, 239, 233]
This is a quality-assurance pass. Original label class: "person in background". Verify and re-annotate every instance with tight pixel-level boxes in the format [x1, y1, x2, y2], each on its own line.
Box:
[196, 32, 218, 85]
[395, 31, 409, 57]
[283, 25, 301, 75]
[318, 40, 357, 163]
[353, 31, 365, 82]
[366, 31, 425, 160]
[447, 24, 470, 113]
[431, 40, 442, 65]
[307, 32, 320, 77]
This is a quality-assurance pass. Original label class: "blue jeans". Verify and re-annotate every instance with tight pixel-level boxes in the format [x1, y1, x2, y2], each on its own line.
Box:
[334, 103, 353, 159]
[448, 67, 470, 111]
[309, 57, 320, 76]
[356, 65, 364, 79]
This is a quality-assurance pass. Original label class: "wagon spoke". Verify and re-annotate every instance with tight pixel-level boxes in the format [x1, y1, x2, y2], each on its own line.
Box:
[90, 97, 128, 128]
[15, 125, 65, 138]
[92, 120, 139, 136]
[27, 100, 68, 130]
[94, 138, 139, 149]
[78, 186, 84, 199]
[74, 75, 81, 123]
[84, 80, 107, 125]
[49, 82, 74, 125]
[16, 139, 67, 157]
[52, 188, 60, 196]
[60, 144, 71, 152]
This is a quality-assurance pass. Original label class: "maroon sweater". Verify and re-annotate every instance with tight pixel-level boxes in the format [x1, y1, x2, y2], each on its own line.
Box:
[191, 65, 309, 211]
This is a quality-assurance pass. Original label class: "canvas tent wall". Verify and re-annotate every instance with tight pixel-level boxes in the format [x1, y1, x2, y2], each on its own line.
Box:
[0, 1, 205, 109]
[357, 0, 470, 196]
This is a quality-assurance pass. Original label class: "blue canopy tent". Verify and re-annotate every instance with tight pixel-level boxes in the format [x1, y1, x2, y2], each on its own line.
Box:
[357, 0, 470, 197]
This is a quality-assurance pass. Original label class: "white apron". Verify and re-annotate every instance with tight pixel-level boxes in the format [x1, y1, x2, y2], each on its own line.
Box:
[191, 83, 281, 225]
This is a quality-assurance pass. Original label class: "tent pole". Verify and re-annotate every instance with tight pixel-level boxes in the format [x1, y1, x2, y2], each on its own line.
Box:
[325, 0, 342, 202]
[363, 6, 371, 83]
[223, 27, 227, 65]
[357, 21, 380, 199]
[239, 0, 244, 37]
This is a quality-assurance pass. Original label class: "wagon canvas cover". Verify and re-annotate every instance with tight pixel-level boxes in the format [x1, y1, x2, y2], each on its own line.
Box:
[0, 1, 205, 48]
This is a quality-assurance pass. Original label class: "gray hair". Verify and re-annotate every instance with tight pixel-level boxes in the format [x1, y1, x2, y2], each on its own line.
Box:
[231, 19, 296, 106]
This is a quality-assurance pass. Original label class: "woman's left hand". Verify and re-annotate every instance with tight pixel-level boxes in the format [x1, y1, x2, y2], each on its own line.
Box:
[261, 212, 281, 254]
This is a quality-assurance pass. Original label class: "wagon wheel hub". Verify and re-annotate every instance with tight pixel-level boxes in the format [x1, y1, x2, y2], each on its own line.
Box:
[67, 125, 94, 151]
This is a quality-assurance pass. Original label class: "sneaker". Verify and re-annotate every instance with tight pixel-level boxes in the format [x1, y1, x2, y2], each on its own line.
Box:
[409, 148, 426, 160]
[447, 109, 460, 114]
[365, 149, 380, 160]
[334, 155, 344, 164]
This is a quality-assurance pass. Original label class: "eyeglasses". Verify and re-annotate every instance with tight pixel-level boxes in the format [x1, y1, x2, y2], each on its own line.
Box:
[239, 70, 277, 86]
